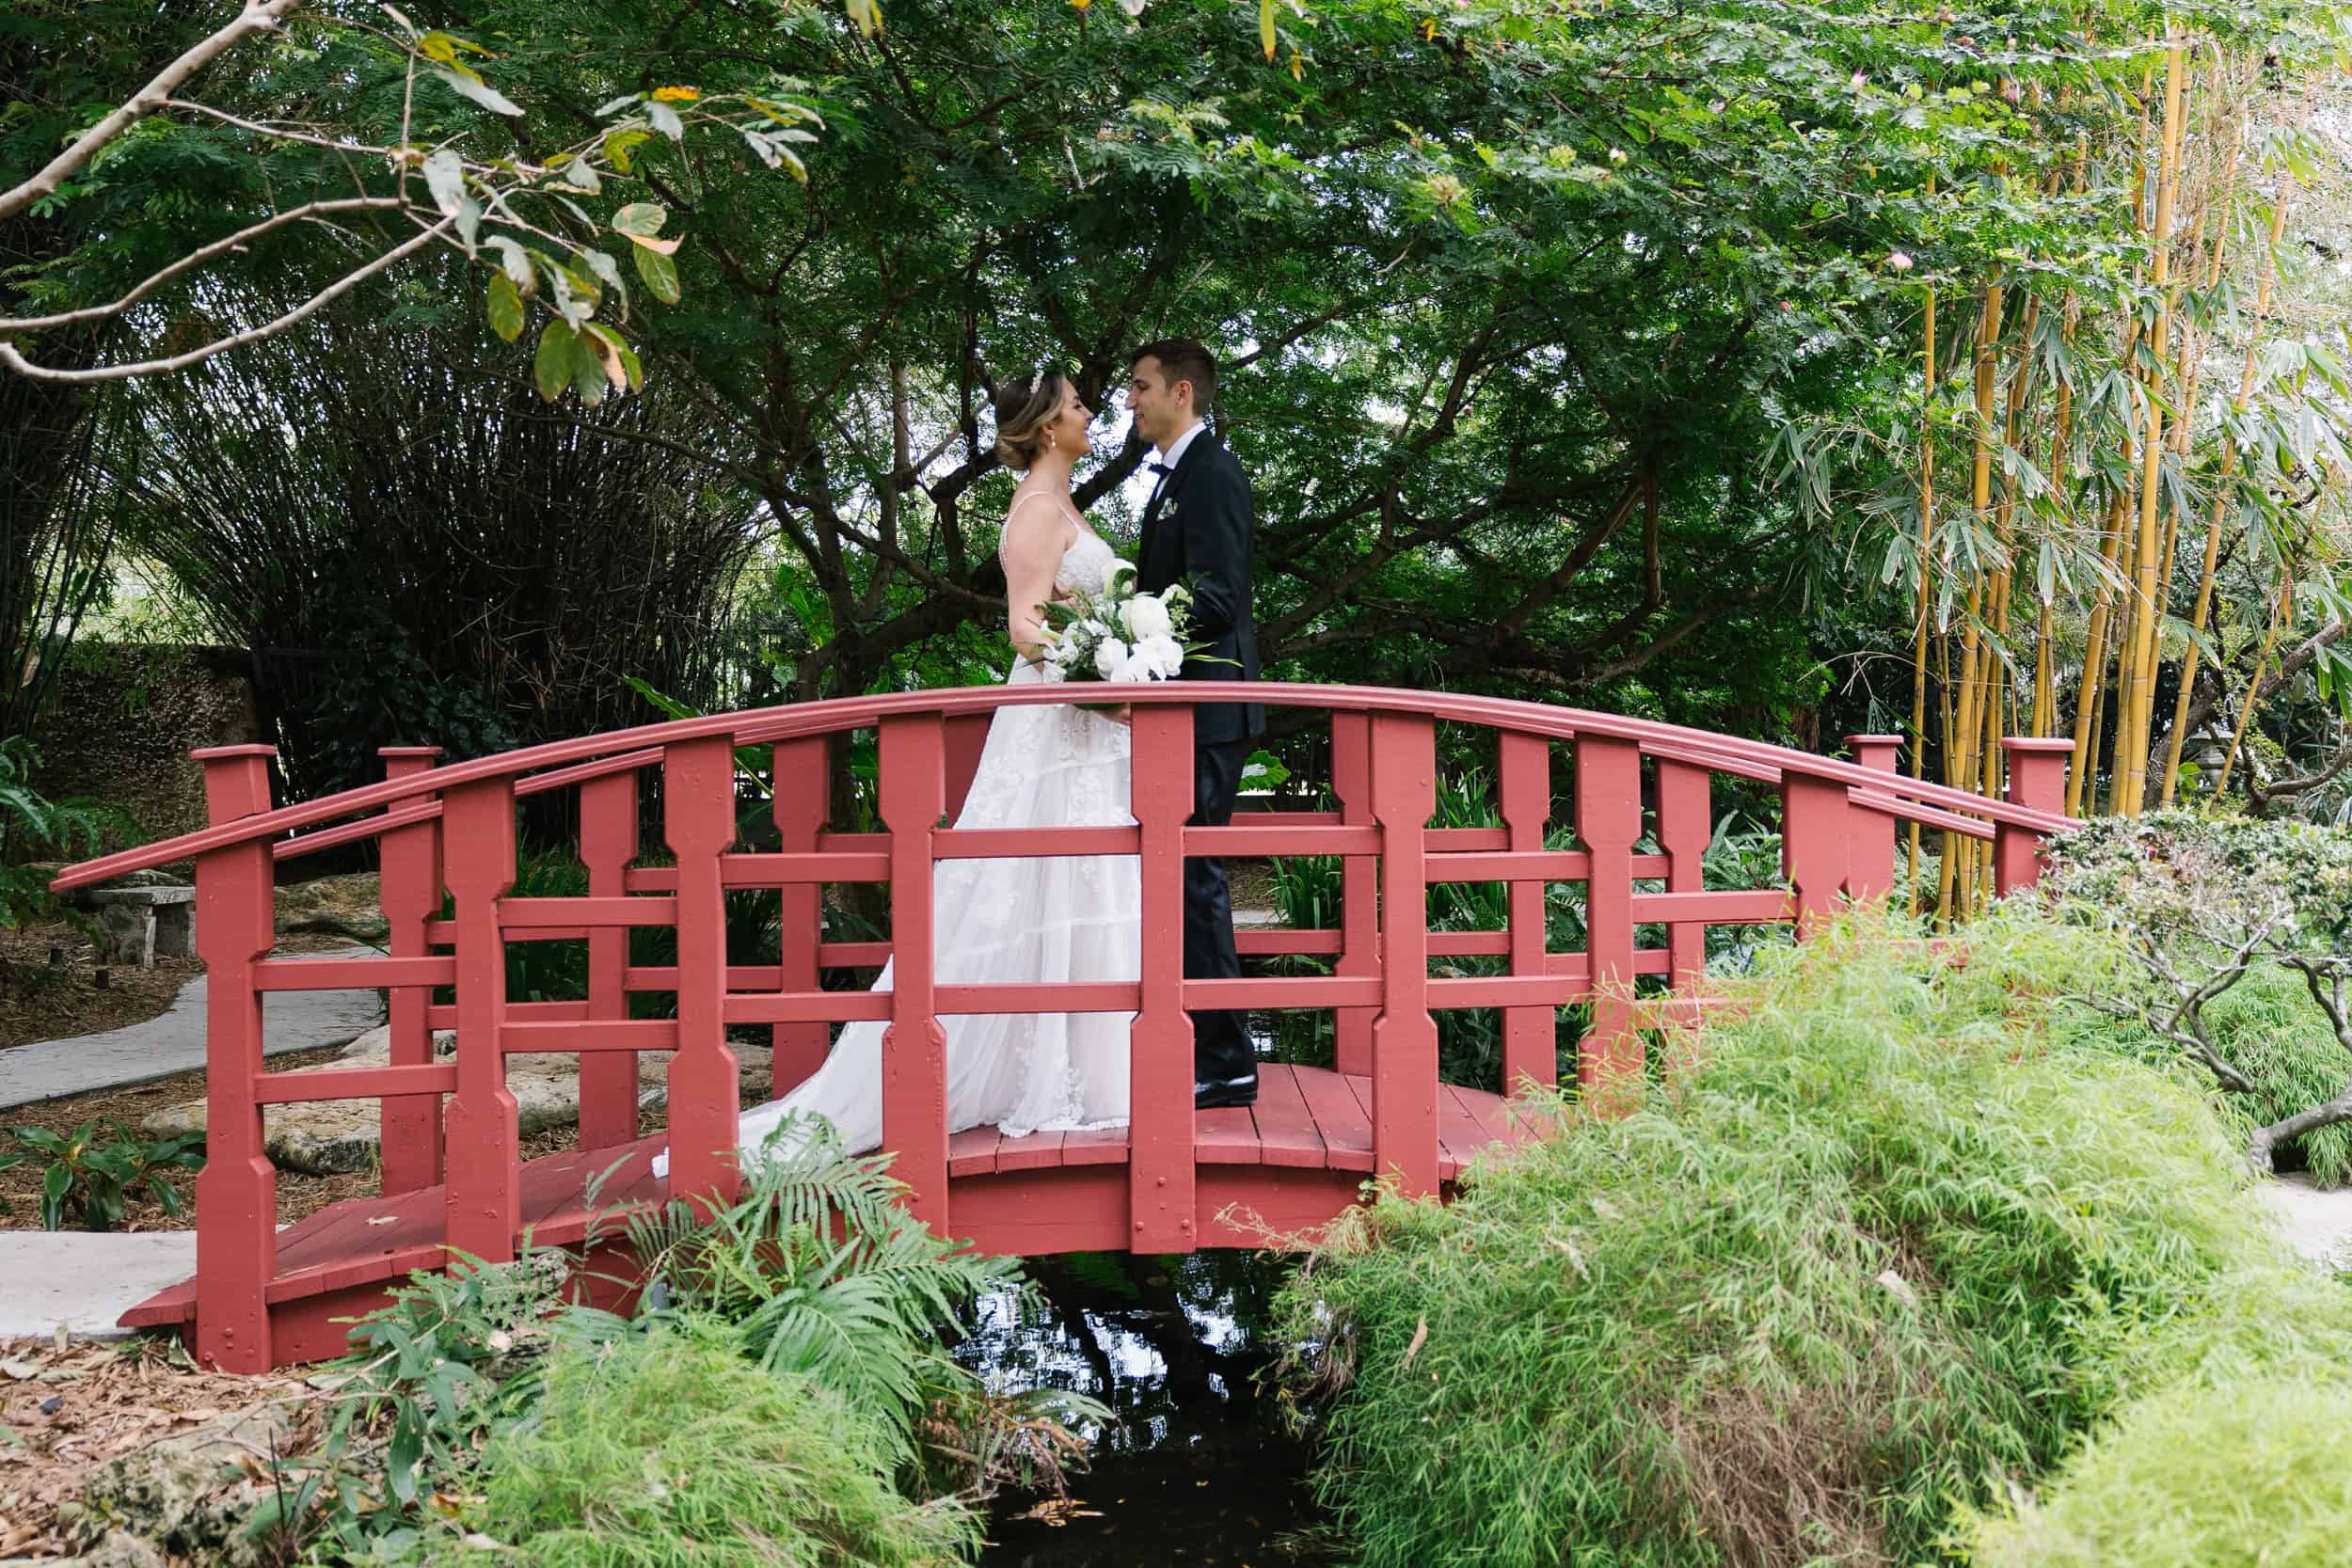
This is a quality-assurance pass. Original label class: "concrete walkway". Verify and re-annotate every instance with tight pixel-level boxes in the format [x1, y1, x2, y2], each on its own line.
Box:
[0, 1232, 201, 1340]
[0, 947, 382, 1111]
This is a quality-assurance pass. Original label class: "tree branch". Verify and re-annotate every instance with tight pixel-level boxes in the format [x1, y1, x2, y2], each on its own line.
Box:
[0, 215, 455, 383]
[0, 197, 405, 335]
[0, 0, 305, 225]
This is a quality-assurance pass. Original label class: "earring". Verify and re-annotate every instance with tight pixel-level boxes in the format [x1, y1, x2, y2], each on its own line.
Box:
[1048, 432, 1057, 450]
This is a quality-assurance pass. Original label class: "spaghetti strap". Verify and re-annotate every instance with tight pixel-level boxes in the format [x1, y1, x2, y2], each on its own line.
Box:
[1007, 489, 1081, 528]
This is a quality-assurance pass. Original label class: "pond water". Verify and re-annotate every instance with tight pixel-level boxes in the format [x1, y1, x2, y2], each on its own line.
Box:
[958, 1249, 1339, 1567]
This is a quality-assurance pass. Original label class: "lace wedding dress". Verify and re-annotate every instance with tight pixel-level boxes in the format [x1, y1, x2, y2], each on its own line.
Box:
[652, 530, 1137, 1176]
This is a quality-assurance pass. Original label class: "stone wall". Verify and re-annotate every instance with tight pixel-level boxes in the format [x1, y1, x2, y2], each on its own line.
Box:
[28, 642, 262, 855]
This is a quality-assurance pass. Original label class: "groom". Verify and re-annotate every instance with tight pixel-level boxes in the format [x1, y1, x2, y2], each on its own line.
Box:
[1124, 339, 1264, 1111]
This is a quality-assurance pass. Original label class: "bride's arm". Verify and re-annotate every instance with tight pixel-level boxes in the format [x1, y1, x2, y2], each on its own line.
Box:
[1002, 511, 1067, 662]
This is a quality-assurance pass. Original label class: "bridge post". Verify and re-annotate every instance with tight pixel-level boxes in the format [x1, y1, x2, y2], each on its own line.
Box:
[771, 736, 829, 1096]
[1498, 732, 1553, 1093]
[1844, 736, 1904, 905]
[1132, 705, 1197, 1251]
[578, 768, 641, 1153]
[1655, 758, 1711, 996]
[664, 736, 743, 1217]
[1995, 738, 2073, 895]
[377, 747, 446, 1196]
[1370, 712, 1439, 1197]
[1575, 735, 1643, 1105]
[1331, 710, 1377, 1078]
[443, 777, 520, 1264]
[191, 745, 278, 1372]
[1782, 768, 1852, 936]
[879, 715, 949, 1235]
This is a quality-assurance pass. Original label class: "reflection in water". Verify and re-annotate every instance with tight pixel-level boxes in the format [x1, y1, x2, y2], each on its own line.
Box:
[959, 1250, 1335, 1567]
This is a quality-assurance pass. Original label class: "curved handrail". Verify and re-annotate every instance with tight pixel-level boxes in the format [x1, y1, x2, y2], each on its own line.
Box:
[52, 682, 2074, 892]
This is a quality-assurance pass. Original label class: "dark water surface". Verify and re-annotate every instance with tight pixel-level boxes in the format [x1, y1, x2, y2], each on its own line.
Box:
[960, 1250, 1339, 1568]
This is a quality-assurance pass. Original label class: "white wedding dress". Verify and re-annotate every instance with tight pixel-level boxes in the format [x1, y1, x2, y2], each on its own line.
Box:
[652, 529, 1137, 1177]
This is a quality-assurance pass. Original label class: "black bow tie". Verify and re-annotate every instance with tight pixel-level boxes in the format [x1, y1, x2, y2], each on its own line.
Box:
[1146, 460, 1173, 476]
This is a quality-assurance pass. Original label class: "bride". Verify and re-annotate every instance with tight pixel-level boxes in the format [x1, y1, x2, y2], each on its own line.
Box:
[654, 368, 1136, 1177]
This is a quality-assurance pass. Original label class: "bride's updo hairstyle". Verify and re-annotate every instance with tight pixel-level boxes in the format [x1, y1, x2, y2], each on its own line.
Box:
[991, 368, 1070, 471]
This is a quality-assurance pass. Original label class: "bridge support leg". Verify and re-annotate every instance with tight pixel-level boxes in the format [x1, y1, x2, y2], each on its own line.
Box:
[192, 746, 279, 1372]
[1370, 713, 1439, 1197]
[1576, 735, 1644, 1109]
[665, 736, 743, 1219]
[444, 778, 519, 1263]
[378, 747, 446, 1196]
[1996, 739, 2074, 895]
[1131, 705, 1196, 1251]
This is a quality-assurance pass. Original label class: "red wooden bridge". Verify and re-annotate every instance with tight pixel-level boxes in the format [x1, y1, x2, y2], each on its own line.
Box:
[51, 685, 2073, 1371]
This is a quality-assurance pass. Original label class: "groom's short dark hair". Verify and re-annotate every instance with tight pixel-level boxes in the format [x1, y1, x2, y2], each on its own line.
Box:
[1128, 338, 1217, 415]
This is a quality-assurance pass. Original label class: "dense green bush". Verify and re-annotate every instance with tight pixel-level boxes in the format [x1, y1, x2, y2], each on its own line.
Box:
[1952, 1376, 2352, 1568]
[429, 1322, 980, 1568]
[1271, 908, 2352, 1568]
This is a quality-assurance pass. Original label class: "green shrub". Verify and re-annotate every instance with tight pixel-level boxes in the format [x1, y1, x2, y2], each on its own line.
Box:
[1271, 907, 2352, 1568]
[430, 1319, 980, 1568]
[1952, 1376, 2352, 1568]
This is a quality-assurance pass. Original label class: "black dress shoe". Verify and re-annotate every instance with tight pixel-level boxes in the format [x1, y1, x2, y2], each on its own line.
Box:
[1194, 1074, 1259, 1110]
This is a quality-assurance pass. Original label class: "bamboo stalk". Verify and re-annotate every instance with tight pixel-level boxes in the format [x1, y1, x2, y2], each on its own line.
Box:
[2114, 33, 2188, 816]
[1907, 229, 1938, 905]
[2161, 89, 2292, 805]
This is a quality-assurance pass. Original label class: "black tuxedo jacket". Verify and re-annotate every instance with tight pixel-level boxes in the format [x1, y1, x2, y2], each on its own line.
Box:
[1136, 432, 1264, 746]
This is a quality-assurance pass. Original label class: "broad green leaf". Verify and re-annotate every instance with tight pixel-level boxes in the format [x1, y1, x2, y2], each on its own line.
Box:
[602, 129, 652, 172]
[646, 99, 685, 140]
[484, 236, 535, 294]
[583, 323, 631, 391]
[633, 242, 681, 304]
[433, 67, 521, 117]
[534, 321, 579, 402]
[562, 156, 601, 194]
[611, 202, 668, 238]
[421, 149, 467, 217]
[1260, 0, 1277, 61]
[485, 272, 525, 341]
[595, 94, 640, 118]
[579, 248, 629, 321]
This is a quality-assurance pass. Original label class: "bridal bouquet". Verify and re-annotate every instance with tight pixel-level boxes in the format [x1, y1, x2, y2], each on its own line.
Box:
[1036, 561, 1201, 685]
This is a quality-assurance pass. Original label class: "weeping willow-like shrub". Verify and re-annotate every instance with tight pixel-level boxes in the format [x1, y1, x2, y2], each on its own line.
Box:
[430, 1320, 981, 1568]
[1950, 1375, 2352, 1568]
[1271, 906, 2352, 1568]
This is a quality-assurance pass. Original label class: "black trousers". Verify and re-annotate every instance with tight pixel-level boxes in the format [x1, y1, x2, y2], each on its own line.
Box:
[1188, 738, 1255, 1083]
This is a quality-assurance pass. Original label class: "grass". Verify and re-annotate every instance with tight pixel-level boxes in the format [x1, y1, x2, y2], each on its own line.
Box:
[1270, 906, 2352, 1568]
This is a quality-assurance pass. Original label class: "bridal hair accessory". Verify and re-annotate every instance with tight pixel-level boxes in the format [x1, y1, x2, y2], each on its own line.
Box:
[1032, 557, 1235, 689]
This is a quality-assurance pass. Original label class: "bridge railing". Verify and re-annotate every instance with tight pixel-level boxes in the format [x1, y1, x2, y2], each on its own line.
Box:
[53, 685, 2074, 1370]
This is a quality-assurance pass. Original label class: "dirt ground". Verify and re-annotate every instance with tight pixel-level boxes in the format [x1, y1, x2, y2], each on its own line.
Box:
[0, 925, 200, 1054]
[0, 1333, 309, 1560]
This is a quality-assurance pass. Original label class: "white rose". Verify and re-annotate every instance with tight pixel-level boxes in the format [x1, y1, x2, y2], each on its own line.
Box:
[1093, 637, 1131, 681]
[1124, 593, 1174, 641]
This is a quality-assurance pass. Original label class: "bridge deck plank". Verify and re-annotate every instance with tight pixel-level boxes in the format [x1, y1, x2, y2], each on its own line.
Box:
[947, 1126, 1002, 1177]
[1251, 1064, 1327, 1168]
[1196, 1105, 1259, 1164]
[1295, 1069, 1374, 1171]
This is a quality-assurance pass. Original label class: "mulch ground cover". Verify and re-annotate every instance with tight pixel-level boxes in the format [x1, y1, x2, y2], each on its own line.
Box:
[0, 1333, 308, 1561]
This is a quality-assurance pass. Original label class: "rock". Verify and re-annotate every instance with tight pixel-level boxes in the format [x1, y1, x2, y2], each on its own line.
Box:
[143, 1024, 773, 1175]
[59, 1403, 295, 1567]
[274, 871, 389, 942]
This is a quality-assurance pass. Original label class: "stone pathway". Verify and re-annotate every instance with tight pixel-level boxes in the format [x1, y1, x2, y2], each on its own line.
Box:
[0, 947, 382, 1111]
